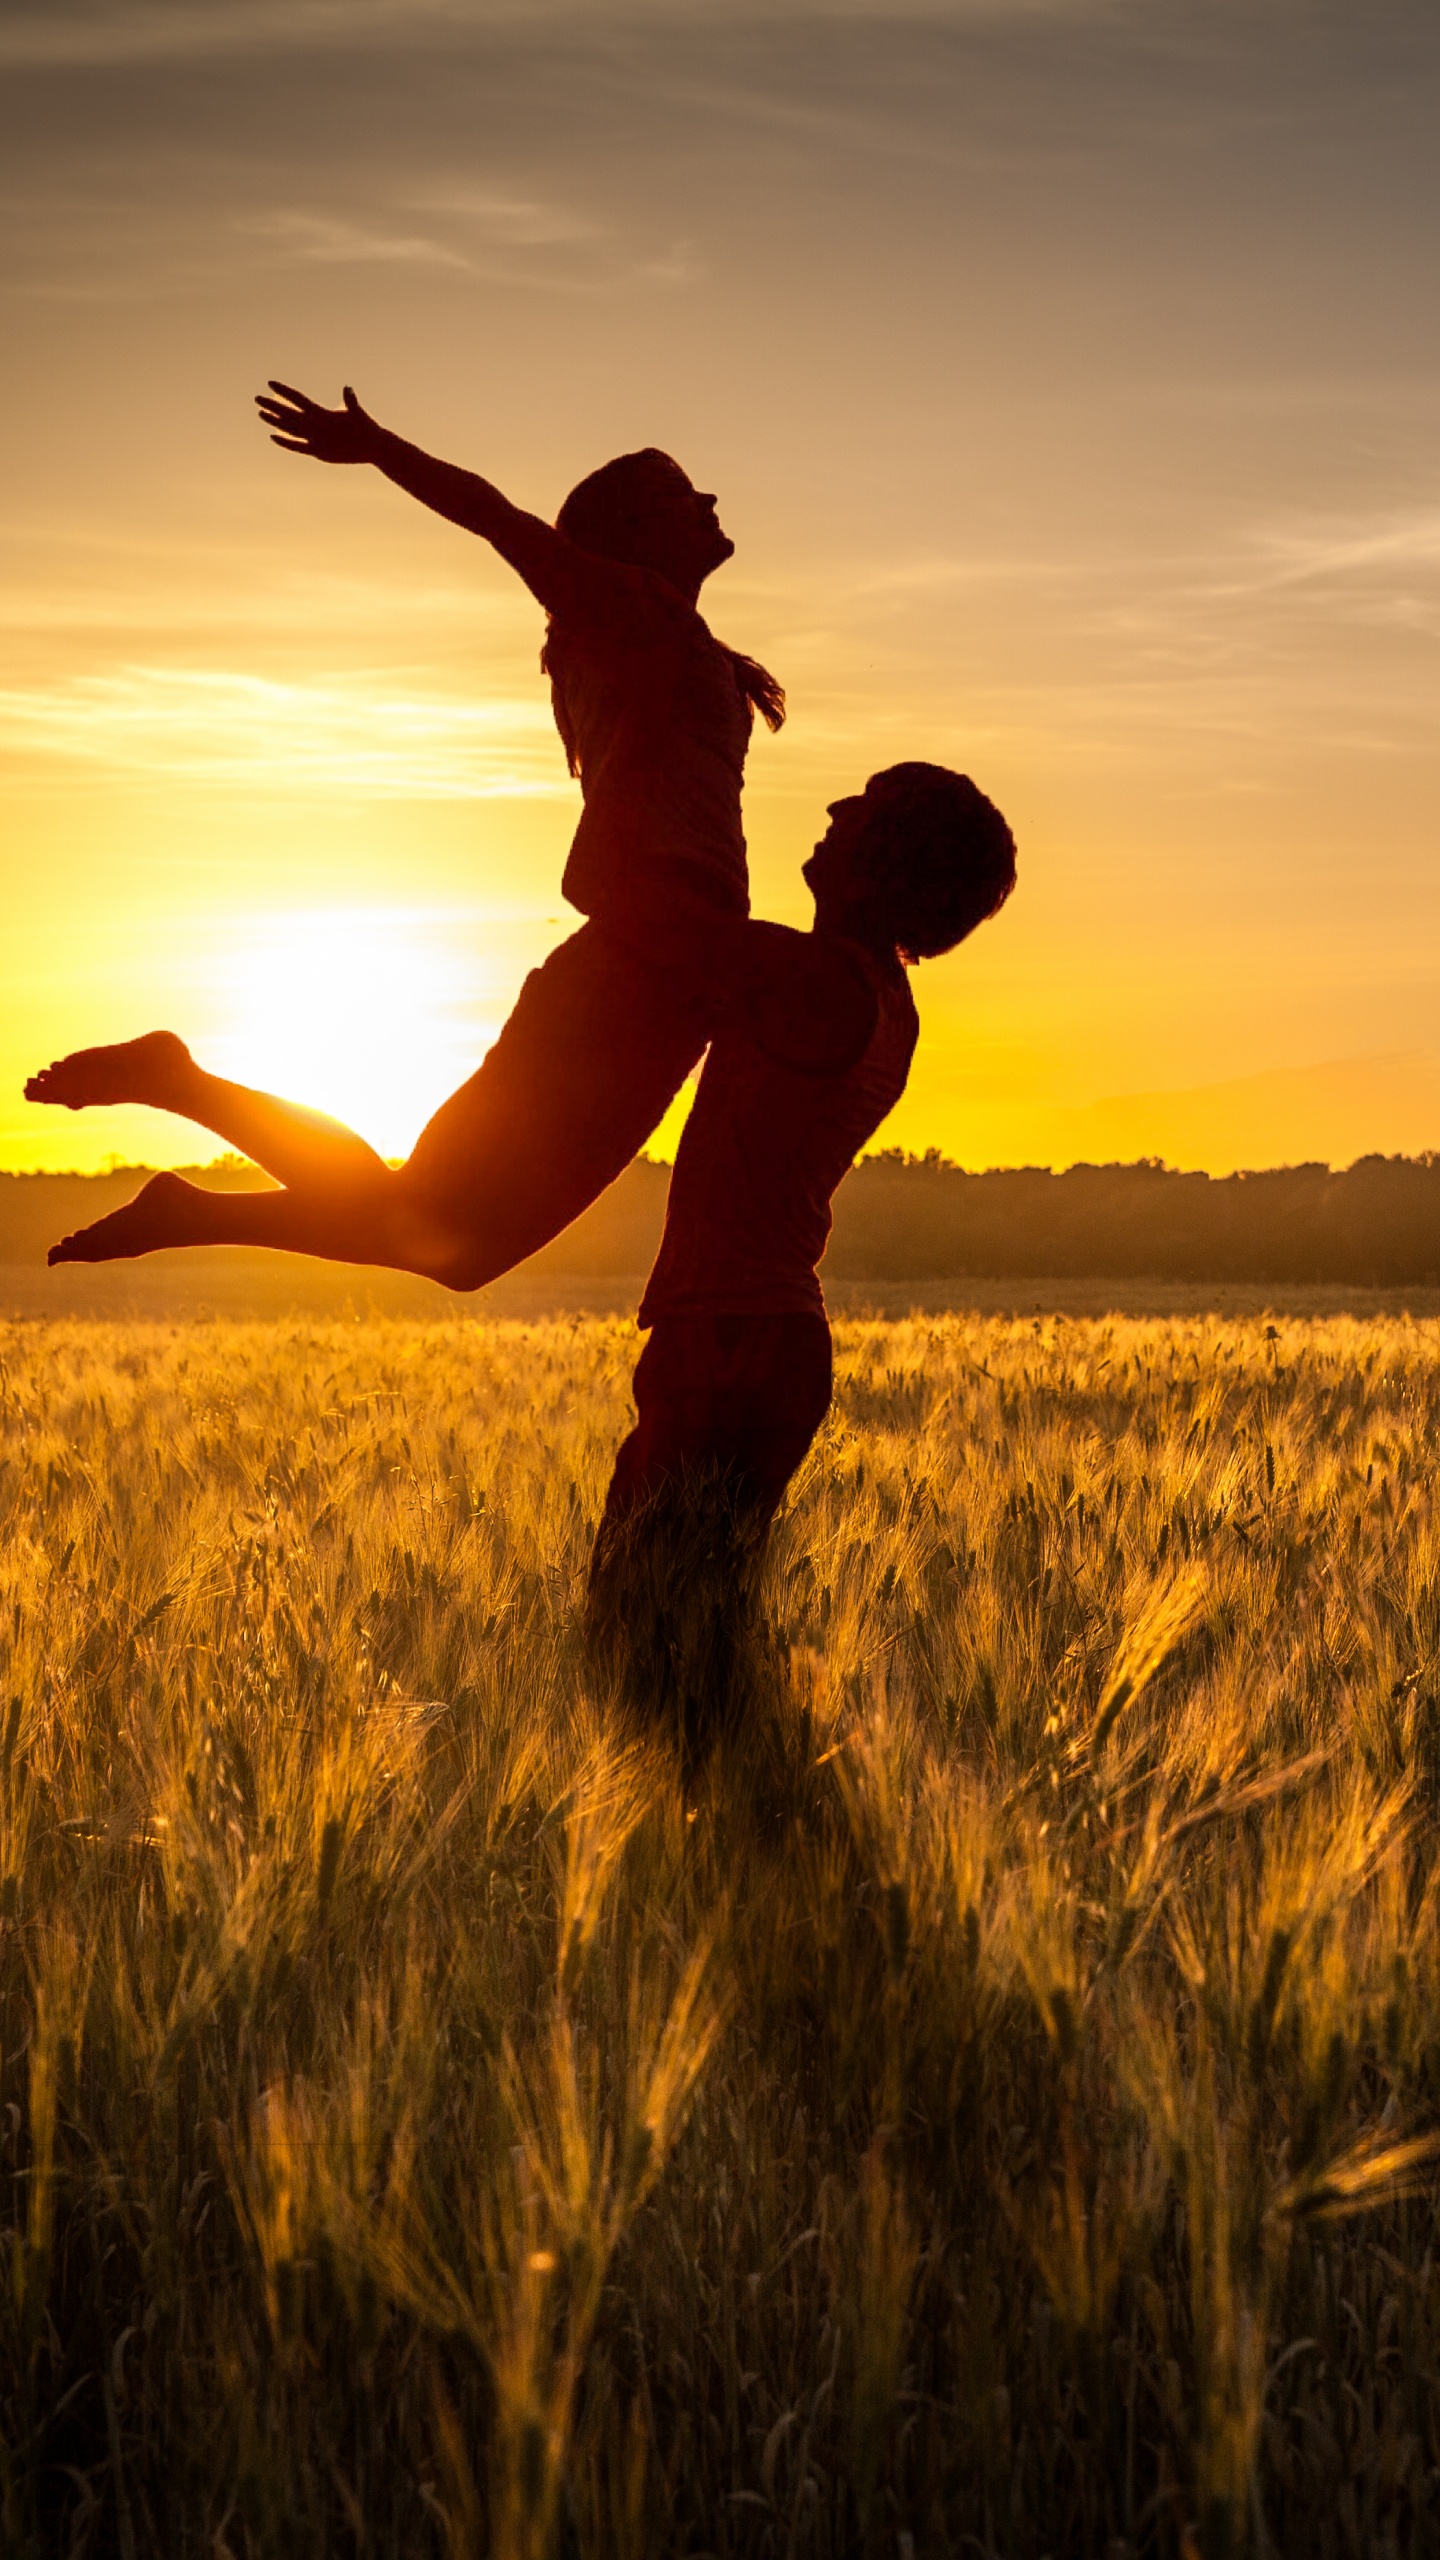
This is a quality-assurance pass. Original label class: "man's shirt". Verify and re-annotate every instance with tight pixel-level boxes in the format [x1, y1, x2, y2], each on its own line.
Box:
[639, 929, 918, 1323]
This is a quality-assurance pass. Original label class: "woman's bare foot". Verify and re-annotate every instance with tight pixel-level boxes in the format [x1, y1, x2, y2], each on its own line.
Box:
[48, 1171, 208, 1266]
[25, 1029, 194, 1113]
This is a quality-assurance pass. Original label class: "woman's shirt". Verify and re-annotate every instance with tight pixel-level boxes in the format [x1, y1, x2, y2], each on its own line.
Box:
[545, 562, 755, 924]
[639, 933, 919, 1324]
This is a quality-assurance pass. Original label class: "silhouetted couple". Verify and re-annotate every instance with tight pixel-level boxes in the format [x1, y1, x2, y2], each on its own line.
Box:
[28, 385, 1015, 1714]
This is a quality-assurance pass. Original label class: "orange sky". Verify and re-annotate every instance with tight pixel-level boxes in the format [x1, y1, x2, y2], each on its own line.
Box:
[3, 0, 1439, 1177]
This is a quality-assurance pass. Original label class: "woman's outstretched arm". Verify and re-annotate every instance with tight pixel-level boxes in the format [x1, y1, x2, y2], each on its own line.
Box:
[255, 380, 599, 619]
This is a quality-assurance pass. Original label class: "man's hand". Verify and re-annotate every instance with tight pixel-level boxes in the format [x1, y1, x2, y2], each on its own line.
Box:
[255, 380, 380, 465]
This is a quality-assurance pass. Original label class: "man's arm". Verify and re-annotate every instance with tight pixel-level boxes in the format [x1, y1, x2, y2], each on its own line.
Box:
[255, 381, 609, 621]
[607, 914, 879, 1076]
[734, 923, 880, 1077]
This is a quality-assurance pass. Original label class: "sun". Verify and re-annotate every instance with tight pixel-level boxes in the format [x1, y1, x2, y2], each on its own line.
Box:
[206, 909, 502, 1162]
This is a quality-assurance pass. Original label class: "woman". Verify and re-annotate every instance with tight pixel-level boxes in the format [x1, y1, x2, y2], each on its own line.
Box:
[29, 382, 783, 1284]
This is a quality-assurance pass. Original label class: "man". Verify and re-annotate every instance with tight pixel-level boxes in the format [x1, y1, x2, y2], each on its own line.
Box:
[587, 762, 1016, 1741]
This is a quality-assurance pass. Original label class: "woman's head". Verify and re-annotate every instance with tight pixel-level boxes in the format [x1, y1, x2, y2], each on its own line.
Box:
[556, 449, 733, 598]
[805, 764, 1016, 961]
[543, 449, 782, 768]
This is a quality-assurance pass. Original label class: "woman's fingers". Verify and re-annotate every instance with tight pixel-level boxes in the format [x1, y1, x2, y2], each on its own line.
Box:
[256, 378, 358, 458]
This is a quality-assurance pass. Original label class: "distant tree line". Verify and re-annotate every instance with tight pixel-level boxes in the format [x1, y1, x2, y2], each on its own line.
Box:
[3, 1150, 1440, 1284]
[823, 1151, 1440, 1285]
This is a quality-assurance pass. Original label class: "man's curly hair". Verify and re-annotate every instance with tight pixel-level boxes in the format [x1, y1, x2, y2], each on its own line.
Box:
[859, 763, 1016, 960]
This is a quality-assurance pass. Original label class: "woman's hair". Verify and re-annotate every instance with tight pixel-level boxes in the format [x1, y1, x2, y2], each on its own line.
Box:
[861, 764, 1017, 961]
[542, 449, 784, 774]
[554, 448, 685, 566]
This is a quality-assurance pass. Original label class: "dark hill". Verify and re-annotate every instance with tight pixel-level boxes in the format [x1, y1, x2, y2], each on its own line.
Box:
[4, 1150, 1440, 1285]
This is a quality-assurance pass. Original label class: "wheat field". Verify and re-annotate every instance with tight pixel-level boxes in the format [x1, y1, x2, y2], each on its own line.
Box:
[2, 1307, 1439, 2557]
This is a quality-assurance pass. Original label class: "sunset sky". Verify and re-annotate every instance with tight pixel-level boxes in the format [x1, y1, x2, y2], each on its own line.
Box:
[3, 0, 1438, 1178]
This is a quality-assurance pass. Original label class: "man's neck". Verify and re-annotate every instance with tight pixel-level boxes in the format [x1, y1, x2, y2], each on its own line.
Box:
[811, 904, 900, 965]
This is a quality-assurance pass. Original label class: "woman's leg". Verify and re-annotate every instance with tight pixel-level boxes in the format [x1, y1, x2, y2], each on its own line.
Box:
[26, 1030, 388, 1193]
[47, 1166, 465, 1281]
[45, 926, 713, 1288]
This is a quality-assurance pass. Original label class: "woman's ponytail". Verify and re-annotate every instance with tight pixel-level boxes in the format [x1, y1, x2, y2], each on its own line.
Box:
[724, 648, 785, 735]
[542, 628, 784, 778]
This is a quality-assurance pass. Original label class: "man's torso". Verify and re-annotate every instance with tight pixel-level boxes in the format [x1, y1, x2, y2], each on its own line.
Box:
[639, 931, 918, 1324]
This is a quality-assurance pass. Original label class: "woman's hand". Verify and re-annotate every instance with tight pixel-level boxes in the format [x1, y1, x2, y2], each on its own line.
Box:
[255, 380, 380, 464]
[252, 382, 591, 613]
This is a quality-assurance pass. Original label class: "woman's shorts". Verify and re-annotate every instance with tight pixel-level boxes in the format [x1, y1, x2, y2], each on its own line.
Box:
[402, 921, 712, 1286]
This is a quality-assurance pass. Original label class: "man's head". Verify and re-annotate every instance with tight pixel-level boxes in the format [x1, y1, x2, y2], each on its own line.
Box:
[556, 449, 732, 598]
[804, 763, 1016, 961]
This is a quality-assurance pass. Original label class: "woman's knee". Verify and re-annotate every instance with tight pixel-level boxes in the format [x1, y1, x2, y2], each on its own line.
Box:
[406, 1213, 497, 1294]
[381, 1168, 477, 1291]
[434, 1254, 488, 1296]
[412, 1230, 488, 1293]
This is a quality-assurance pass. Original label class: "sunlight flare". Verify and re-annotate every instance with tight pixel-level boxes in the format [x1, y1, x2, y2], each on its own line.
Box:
[207, 907, 501, 1158]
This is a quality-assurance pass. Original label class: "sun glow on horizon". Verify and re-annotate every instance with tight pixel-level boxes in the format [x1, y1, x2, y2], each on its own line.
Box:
[205, 907, 507, 1162]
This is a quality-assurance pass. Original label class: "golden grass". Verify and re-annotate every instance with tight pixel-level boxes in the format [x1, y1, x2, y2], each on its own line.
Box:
[2, 1307, 1440, 2556]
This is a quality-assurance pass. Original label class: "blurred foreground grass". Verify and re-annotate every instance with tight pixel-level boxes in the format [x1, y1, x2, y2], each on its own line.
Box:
[3, 1310, 1440, 2556]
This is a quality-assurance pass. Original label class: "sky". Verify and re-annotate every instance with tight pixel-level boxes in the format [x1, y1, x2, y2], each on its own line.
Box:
[2, 0, 1438, 1176]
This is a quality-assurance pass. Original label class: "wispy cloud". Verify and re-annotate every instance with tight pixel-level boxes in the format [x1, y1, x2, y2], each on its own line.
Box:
[0, 558, 525, 642]
[0, 174, 692, 305]
[237, 195, 691, 291]
[0, 667, 571, 797]
[239, 211, 475, 272]
[1251, 507, 1440, 587]
[0, 0, 462, 68]
[406, 187, 598, 248]
[0, 0, 1100, 69]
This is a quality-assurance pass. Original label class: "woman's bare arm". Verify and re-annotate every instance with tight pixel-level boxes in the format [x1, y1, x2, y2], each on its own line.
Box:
[255, 380, 601, 618]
